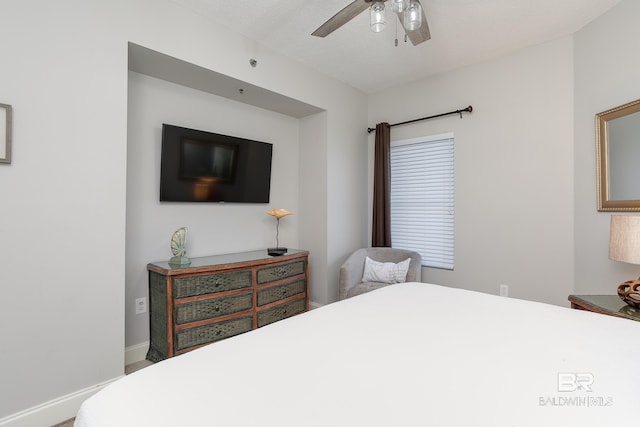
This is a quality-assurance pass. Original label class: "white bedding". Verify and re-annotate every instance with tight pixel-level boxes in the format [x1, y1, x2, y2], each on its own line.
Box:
[75, 283, 640, 426]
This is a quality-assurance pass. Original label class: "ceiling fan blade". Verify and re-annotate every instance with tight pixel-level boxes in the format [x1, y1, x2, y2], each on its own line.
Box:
[397, 0, 431, 45]
[312, 0, 371, 38]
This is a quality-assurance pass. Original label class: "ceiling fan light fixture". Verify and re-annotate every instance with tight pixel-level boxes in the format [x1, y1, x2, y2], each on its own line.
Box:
[404, 1, 422, 31]
[370, 1, 386, 33]
[390, 0, 409, 13]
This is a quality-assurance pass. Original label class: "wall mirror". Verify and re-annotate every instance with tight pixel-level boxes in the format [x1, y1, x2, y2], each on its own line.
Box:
[0, 103, 11, 164]
[596, 98, 640, 211]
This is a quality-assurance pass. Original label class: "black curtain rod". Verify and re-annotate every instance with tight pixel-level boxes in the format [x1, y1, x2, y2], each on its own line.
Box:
[367, 105, 473, 134]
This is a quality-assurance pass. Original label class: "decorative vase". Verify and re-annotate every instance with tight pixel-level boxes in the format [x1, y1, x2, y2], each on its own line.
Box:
[617, 280, 640, 308]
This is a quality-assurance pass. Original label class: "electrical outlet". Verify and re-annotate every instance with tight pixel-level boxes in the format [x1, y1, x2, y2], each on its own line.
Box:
[135, 297, 147, 314]
[499, 284, 509, 297]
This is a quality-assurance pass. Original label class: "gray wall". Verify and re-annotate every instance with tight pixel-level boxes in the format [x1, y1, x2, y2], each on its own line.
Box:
[0, 0, 367, 422]
[574, 0, 640, 293]
[368, 37, 575, 306]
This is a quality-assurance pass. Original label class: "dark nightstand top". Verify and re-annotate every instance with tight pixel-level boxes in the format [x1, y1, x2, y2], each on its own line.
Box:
[568, 294, 640, 322]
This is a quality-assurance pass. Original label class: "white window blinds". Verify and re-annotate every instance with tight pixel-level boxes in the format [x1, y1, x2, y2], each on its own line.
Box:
[390, 133, 454, 270]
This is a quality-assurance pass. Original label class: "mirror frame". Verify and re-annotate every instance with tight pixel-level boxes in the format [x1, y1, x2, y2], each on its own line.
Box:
[596, 98, 640, 211]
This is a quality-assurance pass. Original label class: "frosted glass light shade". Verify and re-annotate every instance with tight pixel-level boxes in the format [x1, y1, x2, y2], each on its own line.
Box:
[370, 1, 385, 33]
[391, 0, 409, 13]
[404, 1, 422, 31]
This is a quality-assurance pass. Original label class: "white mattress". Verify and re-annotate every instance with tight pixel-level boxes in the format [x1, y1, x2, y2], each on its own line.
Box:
[75, 283, 640, 426]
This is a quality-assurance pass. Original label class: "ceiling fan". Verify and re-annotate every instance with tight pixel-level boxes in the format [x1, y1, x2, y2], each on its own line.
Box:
[312, 0, 431, 46]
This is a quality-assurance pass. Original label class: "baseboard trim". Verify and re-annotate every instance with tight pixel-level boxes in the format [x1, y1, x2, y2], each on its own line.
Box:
[309, 300, 323, 310]
[0, 344, 147, 427]
[0, 376, 123, 427]
[125, 340, 149, 366]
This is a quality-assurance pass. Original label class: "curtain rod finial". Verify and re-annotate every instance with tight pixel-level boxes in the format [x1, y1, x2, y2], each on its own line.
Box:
[367, 127, 375, 133]
[458, 105, 473, 118]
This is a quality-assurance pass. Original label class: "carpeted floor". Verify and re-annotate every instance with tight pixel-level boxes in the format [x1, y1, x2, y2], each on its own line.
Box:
[50, 360, 154, 427]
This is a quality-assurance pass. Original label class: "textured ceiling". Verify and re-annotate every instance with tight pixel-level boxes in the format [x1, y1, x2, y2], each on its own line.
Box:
[168, 0, 622, 94]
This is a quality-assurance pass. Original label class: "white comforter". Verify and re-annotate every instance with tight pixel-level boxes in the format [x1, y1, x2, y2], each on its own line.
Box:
[75, 283, 640, 426]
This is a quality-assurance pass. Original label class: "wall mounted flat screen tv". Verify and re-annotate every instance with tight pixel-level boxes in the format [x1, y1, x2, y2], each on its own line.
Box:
[160, 124, 272, 203]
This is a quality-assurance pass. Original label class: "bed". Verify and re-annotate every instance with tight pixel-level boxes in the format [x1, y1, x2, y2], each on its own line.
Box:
[75, 282, 640, 426]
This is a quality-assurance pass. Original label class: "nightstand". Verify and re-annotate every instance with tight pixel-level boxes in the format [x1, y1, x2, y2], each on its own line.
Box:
[568, 294, 640, 322]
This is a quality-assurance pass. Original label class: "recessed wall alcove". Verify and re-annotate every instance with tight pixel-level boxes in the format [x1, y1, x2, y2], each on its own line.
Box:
[125, 42, 327, 351]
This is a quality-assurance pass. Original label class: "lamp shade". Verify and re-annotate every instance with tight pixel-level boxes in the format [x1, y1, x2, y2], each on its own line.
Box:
[404, 1, 422, 31]
[609, 215, 640, 264]
[266, 208, 292, 219]
[370, 1, 385, 33]
[391, 0, 409, 13]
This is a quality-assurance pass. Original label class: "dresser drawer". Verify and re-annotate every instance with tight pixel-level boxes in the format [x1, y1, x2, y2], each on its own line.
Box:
[173, 270, 252, 298]
[256, 260, 305, 285]
[176, 316, 253, 351]
[175, 293, 253, 325]
[257, 279, 306, 306]
[257, 297, 306, 327]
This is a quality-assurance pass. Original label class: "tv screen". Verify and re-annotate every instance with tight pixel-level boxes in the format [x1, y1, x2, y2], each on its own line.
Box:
[160, 124, 272, 203]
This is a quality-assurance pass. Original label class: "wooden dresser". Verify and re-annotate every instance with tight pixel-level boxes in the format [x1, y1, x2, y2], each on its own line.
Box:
[147, 249, 309, 362]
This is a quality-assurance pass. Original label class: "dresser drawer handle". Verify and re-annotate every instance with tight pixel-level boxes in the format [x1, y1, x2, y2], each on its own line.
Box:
[214, 305, 220, 312]
[215, 330, 222, 336]
[281, 288, 287, 295]
[214, 281, 222, 288]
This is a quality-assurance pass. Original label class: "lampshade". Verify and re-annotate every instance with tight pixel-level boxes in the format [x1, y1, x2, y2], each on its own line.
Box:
[391, 0, 409, 13]
[266, 208, 292, 219]
[404, 1, 422, 31]
[370, 1, 385, 33]
[609, 215, 640, 264]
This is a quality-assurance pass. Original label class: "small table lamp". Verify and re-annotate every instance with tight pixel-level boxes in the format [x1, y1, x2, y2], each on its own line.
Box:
[609, 215, 640, 308]
[267, 208, 292, 256]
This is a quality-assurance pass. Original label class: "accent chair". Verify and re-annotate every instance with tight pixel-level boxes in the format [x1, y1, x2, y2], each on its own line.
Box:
[338, 247, 422, 300]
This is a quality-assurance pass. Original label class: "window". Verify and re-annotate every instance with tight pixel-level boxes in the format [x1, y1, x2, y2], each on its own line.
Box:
[390, 133, 454, 270]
